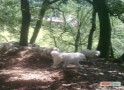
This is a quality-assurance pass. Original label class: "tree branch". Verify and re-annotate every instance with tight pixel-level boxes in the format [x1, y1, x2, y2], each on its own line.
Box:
[85, 0, 93, 4]
[49, 0, 60, 4]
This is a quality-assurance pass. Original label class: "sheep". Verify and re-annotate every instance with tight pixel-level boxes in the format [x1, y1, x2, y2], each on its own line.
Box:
[28, 43, 40, 47]
[18, 46, 59, 55]
[0, 42, 40, 54]
[10, 46, 57, 55]
[51, 51, 86, 69]
[5, 47, 19, 55]
[42, 47, 59, 56]
[21, 46, 32, 51]
[5, 42, 18, 49]
[30, 47, 46, 53]
[0, 44, 7, 53]
[0, 42, 18, 54]
[81, 49, 100, 65]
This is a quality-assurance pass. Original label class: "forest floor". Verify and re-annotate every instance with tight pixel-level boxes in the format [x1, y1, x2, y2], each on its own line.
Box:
[0, 50, 124, 90]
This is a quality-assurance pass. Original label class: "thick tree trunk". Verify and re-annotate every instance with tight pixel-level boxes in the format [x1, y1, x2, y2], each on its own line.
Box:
[87, 10, 96, 50]
[94, 0, 111, 60]
[30, 0, 49, 44]
[19, 0, 31, 46]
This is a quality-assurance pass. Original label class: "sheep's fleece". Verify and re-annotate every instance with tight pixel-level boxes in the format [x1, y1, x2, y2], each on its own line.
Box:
[51, 51, 86, 69]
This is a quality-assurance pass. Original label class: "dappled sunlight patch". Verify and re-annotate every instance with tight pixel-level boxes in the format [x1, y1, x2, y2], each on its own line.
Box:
[98, 72, 104, 75]
[108, 69, 124, 75]
[7, 71, 60, 82]
[92, 72, 105, 75]
[0, 67, 63, 82]
[83, 73, 88, 76]
[60, 82, 99, 90]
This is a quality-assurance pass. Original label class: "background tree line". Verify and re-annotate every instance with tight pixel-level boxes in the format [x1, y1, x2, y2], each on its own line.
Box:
[0, 0, 124, 60]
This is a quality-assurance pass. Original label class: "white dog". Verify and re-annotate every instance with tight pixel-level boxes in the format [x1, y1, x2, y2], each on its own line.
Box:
[51, 51, 86, 69]
[81, 49, 100, 65]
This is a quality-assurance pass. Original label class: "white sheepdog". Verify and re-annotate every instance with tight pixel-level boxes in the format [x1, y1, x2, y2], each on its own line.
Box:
[81, 49, 100, 65]
[51, 51, 86, 69]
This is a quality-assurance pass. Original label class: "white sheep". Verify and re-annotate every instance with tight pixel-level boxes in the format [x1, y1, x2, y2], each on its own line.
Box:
[30, 47, 46, 53]
[22, 46, 32, 51]
[5, 47, 19, 55]
[0, 44, 7, 53]
[0, 42, 18, 54]
[42, 47, 59, 56]
[28, 43, 40, 47]
[51, 51, 86, 69]
[5, 42, 17, 49]
[81, 49, 100, 65]
[20, 46, 54, 54]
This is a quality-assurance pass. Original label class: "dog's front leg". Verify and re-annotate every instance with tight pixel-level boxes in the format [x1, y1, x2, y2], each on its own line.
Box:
[63, 62, 68, 68]
[51, 58, 62, 68]
[75, 62, 84, 69]
[91, 59, 96, 65]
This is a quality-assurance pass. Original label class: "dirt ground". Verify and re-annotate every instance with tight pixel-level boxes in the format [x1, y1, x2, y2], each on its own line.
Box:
[0, 50, 124, 90]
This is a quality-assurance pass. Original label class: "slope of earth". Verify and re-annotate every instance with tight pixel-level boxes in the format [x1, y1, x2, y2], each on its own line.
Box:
[0, 50, 124, 90]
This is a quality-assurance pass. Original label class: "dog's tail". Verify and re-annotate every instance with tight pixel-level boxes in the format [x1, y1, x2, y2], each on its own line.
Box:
[95, 51, 100, 56]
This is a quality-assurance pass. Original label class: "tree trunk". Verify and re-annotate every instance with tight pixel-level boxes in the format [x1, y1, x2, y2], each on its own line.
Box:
[87, 10, 96, 50]
[119, 53, 124, 61]
[19, 0, 31, 46]
[75, 28, 80, 52]
[94, 0, 111, 60]
[30, 0, 49, 44]
[110, 41, 114, 58]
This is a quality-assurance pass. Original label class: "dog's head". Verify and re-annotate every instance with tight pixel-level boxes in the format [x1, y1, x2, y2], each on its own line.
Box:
[53, 47, 59, 52]
[95, 51, 100, 57]
[51, 51, 59, 57]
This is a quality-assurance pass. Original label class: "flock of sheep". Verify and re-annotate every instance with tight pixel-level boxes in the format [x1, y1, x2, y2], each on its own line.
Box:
[0, 41, 101, 69]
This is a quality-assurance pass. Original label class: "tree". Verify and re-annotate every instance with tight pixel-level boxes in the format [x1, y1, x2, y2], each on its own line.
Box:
[93, 0, 111, 59]
[0, 0, 21, 41]
[19, 0, 31, 46]
[30, 0, 61, 44]
[42, 0, 92, 52]
[30, 0, 48, 44]
[87, 10, 96, 50]
[108, 0, 124, 23]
